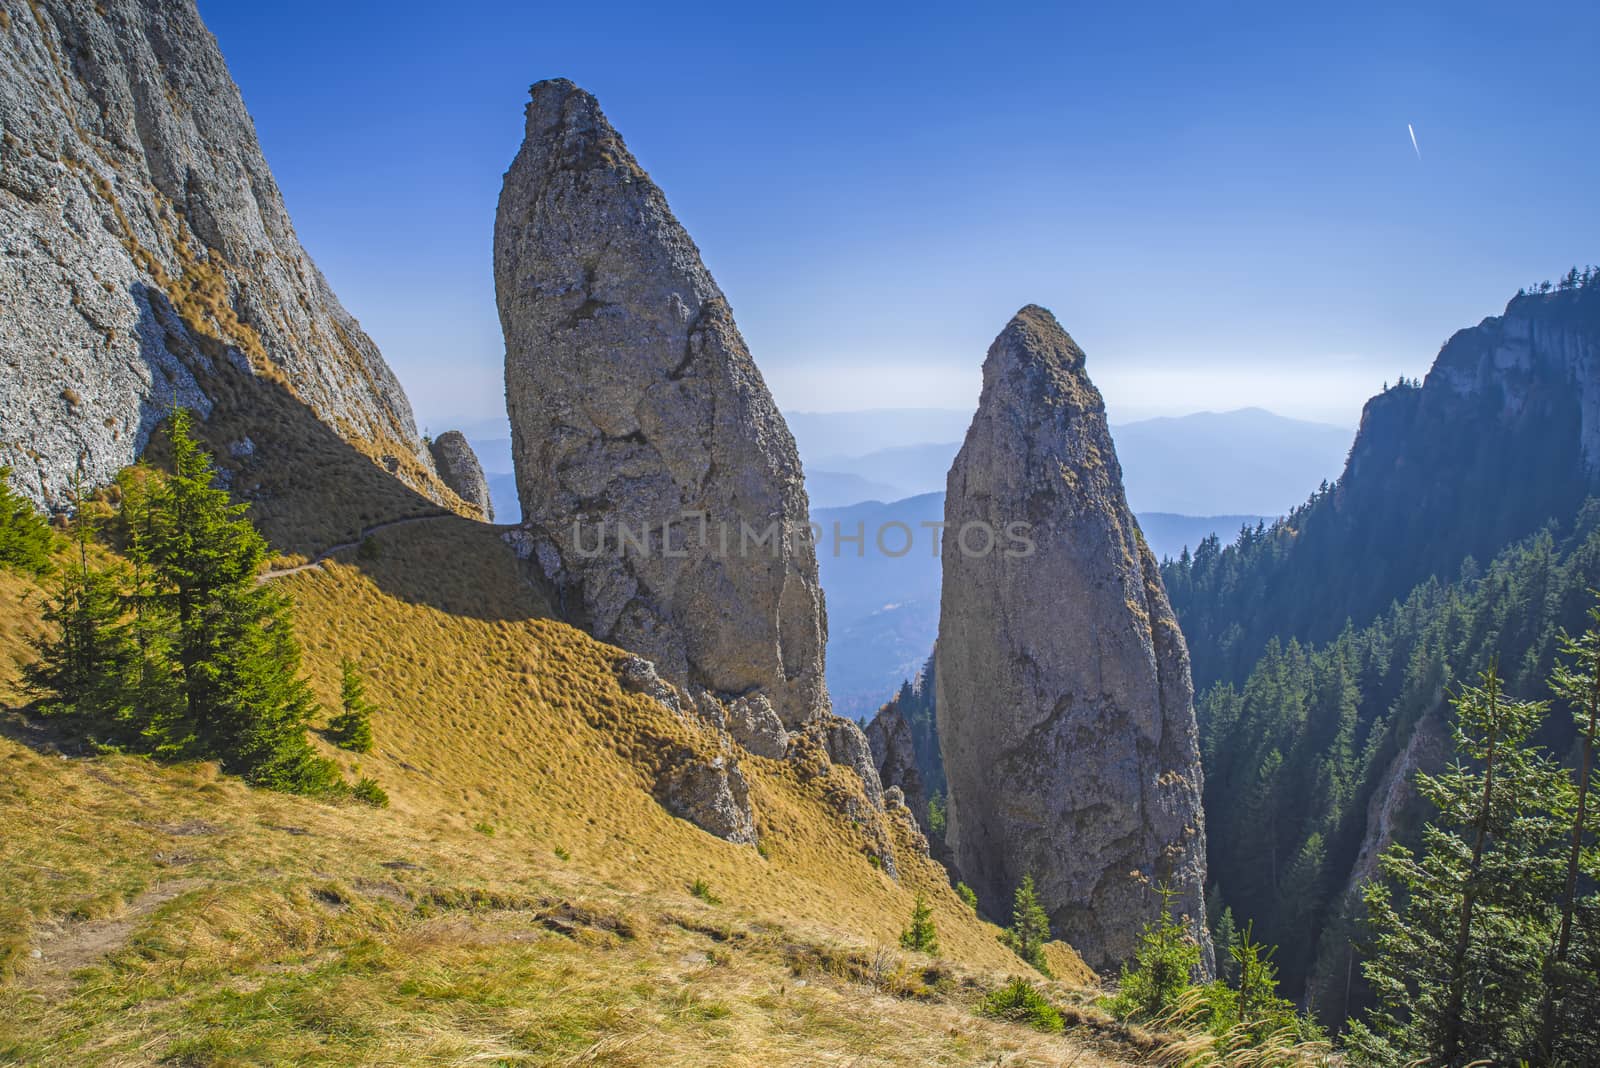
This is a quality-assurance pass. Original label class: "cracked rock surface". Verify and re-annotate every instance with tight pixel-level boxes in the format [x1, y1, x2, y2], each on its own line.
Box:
[495, 79, 827, 729]
[0, 0, 436, 508]
[937, 306, 1211, 973]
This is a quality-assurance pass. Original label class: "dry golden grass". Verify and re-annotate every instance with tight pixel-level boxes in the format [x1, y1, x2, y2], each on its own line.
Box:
[0, 519, 1136, 1065]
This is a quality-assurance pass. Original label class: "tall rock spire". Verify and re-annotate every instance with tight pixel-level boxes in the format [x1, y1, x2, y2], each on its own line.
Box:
[936, 305, 1211, 971]
[494, 79, 828, 728]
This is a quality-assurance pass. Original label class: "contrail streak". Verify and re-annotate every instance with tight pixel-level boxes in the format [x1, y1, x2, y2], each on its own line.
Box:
[1408, 123, 1421, 160]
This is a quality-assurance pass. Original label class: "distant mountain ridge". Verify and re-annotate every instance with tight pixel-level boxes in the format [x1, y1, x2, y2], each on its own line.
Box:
[815, 491, 1268, 719]
[795, 407, 1351, 518]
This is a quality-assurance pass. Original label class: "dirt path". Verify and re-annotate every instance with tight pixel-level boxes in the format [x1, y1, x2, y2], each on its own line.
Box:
[23, 878, 209, 993]
[257, 511, 458, 582]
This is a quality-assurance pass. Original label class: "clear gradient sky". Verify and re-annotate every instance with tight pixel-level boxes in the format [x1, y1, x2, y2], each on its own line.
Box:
[200, 0, 1598, 435]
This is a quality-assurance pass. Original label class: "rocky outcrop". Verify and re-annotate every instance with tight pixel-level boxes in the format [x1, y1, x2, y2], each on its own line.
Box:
[616, 654, 758, 844]
[1174, 282, 1600, 693]
[936, 306, 1211, 972]
[494, 79, 827, 728]
[0, 0, 445, 510]
[1304, 708, 1450, 1017]
[657, 751, 756, 846]
[818, 717, 884, 810]
[721, 693, 789, 760]
[865, 703, 926, 818]
[428, 431, 493, 520]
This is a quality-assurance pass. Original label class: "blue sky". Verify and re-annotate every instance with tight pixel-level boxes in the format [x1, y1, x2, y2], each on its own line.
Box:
[201, 0, 1598, 436]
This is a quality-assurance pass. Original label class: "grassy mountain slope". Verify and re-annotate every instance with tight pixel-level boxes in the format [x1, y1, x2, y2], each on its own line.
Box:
[0, 515, 1151, 1065]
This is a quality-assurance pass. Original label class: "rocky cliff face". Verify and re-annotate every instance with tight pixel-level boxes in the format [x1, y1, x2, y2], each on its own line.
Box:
[865, 702, 926, 819]
[0, 0, 450, 514]
[937, 306, 1211, 972]
[429, 431, 492, 521]
[494, 79, 828, 729]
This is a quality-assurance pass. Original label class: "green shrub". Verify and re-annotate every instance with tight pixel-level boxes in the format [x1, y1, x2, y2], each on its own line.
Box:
[689, 878, 721, 905]
[553, 845, 570, 861]
[327, 658, 376, 752]
[980, 977, 1064, 1033]
[898, 892, 939, 954]
[351, 777, 389, 808]
[1104, 884, 1201, 1022]
[472, 821, 494, 836]
[956, 882, 978, 911]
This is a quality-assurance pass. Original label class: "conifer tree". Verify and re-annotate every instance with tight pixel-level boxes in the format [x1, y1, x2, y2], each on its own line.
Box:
[144, 410, 336, 792]
[1001, 874, 1054, 976]
[1106, 883, 1201, 1020]
[0, 466, 54, 575]
[926, 790, 946, 836]
[26, 490, 134, 735]
[327, 658, 376, 753]
[1539, 604, 1600, 1062]
[1231, 922, 1299, 1041]
[899, 891, 939, 954]
[114, 466, 180, 743]
[1349, 668, 1564, 1066]
[1213, 906, 1242, 986]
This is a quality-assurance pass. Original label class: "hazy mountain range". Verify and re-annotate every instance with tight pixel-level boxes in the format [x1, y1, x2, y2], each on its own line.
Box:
[813, 492, 1271, 719]
[798, 407, 1351, 514]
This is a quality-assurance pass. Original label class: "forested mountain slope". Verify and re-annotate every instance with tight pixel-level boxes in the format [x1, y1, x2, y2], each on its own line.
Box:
[1199, 506, 1600, 1019]
[1166, 276, 1600, 693]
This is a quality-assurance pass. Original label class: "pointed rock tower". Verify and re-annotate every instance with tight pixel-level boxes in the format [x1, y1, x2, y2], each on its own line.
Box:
[937, 306, 1211, 971]
[494, 80, 828, 729]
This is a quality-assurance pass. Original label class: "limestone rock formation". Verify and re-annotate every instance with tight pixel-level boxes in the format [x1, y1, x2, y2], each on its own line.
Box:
[0, 0, 446, 511]
[936, 306, 1211, 972]
[656, 751, 757, 846]
[721, 693, 789, 760]
[494, 79, 827, 728]
[616, 654, 758, 844]
[865, 702, 926, 819]
[429, 431, 493, 520]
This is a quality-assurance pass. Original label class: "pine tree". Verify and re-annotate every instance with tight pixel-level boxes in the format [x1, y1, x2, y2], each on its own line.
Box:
[26, 492, 134, 735]
[926, 789, 946, 836]
[1106, 883, 1201, 1021]
[899, 891, 939, 954]
[1000, 874, 1054, 976]
[1213, 906, 1242, 986]
[327, 658, 376, 753]
[114, 466, 180, 744]
[1349, 668, 1565, 1066]
[145, 410, 337, 792]
[1232, 922, 1299, 1041]
[0, 466, 54, 576]
[1539, 603, 1600, 1062]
